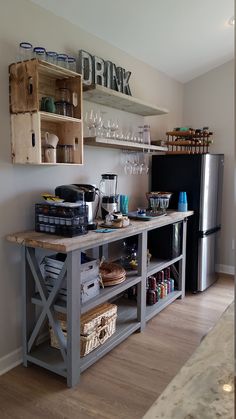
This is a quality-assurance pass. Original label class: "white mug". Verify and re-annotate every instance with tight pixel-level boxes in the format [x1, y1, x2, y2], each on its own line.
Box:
[44, 147, 56, 163]
[45, 132, 59, 149]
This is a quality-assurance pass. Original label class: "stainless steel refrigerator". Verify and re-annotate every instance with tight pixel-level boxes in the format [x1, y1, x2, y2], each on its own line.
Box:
[151, 154, 224, 292]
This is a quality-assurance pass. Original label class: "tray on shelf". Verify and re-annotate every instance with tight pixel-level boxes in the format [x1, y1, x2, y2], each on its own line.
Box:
[99, 222, 131, 229]
[127, 211, 167, 220]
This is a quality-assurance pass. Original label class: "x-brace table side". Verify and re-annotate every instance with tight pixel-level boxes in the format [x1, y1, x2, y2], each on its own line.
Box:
[26, 247, 67, 362]
[22, 246, 82, 387]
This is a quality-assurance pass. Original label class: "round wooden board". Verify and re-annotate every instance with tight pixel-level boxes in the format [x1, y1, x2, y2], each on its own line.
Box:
[102, 276, 126, 286]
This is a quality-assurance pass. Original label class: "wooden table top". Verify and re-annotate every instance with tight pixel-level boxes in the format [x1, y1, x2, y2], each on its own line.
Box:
[6, 210, 193, 253]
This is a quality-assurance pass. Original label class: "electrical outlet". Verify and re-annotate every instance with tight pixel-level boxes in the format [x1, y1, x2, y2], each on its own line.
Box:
[232, 239, 235, 251]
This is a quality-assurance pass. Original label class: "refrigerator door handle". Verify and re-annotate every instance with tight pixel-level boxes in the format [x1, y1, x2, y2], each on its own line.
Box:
[200, 226, 221, 237]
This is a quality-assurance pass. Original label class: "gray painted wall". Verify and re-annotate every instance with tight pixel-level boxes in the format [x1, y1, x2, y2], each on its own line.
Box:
[183, 60, 234, 271]
[0, 0, 183, 362]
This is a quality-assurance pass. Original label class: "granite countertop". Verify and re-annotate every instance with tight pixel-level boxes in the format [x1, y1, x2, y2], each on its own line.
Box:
[143, 302, 234, 419]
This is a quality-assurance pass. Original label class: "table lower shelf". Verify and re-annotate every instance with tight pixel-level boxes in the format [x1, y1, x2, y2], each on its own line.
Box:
[31, 272, 142, 315]
[147, 255, 183, 277]
[26, 288, 183, 381]
[81, 298, 139, 372]
[26, 298, 139, 377]
[145, 290, 182, 322]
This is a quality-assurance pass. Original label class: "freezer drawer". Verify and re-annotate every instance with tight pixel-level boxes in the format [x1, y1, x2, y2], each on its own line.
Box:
[198, 231, 218, 291]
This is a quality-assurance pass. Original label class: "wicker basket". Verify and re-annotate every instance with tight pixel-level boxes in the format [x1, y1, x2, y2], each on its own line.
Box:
[50, 303, 117, 357]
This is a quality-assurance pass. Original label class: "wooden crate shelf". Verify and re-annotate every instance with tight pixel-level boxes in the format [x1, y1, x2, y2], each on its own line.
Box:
[9, 59, 83, 165]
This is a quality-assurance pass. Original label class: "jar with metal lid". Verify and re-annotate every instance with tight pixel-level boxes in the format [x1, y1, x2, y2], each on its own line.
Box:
[56, 144, 74, 163]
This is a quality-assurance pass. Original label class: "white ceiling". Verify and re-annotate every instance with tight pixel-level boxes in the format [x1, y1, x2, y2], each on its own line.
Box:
[30, 0, 234, 83]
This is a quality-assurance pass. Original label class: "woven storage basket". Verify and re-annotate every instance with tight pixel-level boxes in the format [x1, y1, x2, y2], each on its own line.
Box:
[50, 303, 117, 357]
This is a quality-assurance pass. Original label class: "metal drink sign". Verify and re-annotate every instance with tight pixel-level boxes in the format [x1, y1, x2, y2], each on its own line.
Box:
[78, 49, 132, 96]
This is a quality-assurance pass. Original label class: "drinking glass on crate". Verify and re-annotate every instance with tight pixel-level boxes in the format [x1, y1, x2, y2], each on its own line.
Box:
[46, 51, 58, 65]
[18, 42, 33, 61]
[57, 53, 69, 68]
[68, 56, 76, 72]
[33, 47, 46, 61]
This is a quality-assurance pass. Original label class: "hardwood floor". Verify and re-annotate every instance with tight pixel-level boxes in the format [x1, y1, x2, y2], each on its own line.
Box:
[0, 276, 234, 419]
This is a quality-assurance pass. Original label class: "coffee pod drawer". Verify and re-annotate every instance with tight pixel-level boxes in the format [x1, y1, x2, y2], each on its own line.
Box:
[35, 202, 88, 237]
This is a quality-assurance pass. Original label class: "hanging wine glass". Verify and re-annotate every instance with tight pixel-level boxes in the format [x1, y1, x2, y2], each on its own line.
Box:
[84, 109, 95, 137]
[94, 112, 103, 137]
[124, 153, 133, 175]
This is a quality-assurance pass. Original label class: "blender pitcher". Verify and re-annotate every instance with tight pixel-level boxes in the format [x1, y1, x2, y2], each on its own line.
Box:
[99, 174, 118, 219]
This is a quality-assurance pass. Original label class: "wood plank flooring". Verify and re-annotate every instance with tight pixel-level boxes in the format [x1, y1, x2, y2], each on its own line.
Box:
[0, 276, 234, 419]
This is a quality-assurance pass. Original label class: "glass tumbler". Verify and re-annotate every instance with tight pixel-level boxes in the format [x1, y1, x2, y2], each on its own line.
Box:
[57, 54, 68, 68]
[68, 56, 77, 72]
[18, 42, 33, 61]
[33, 46, 46, 61]
[46, 51, 57, 65]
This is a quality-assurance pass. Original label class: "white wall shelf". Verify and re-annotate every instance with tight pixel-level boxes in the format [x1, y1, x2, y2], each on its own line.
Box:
[84, 136, 168, 152]
[83, 84, 169, 117]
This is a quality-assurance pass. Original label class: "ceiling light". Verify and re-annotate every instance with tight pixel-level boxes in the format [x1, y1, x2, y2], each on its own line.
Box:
[222, 384, 233, 392]
[228, 16, 235, 26]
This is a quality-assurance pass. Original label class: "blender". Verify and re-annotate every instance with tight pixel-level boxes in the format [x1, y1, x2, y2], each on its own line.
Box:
[99, 174, 118, 219]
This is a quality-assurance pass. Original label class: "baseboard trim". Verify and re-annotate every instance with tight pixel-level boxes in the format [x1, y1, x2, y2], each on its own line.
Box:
[0, 347, 22, 376]
[215, 264, 235, 275]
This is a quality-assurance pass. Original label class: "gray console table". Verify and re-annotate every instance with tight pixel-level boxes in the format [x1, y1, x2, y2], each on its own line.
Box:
[7, 210, 193, 387]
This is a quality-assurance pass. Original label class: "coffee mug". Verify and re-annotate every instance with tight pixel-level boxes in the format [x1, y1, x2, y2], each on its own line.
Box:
[45, 132, 59, 148]
[44, 147, 56, 163]
[41, 96, 56, 113]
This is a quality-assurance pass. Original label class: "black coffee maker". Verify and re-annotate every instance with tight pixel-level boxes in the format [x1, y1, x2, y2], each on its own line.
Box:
[55, 184, 99, 230]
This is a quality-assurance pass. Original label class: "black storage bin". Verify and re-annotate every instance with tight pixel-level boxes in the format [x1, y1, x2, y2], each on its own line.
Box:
[35, 202, 88, 237]
[148, 222, 182, 259]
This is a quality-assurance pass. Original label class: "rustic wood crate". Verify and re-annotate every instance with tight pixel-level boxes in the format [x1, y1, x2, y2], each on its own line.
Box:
[50, 303, 117, 357]
[9, 59, 83, 165]
[9, 59, 82, 118]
